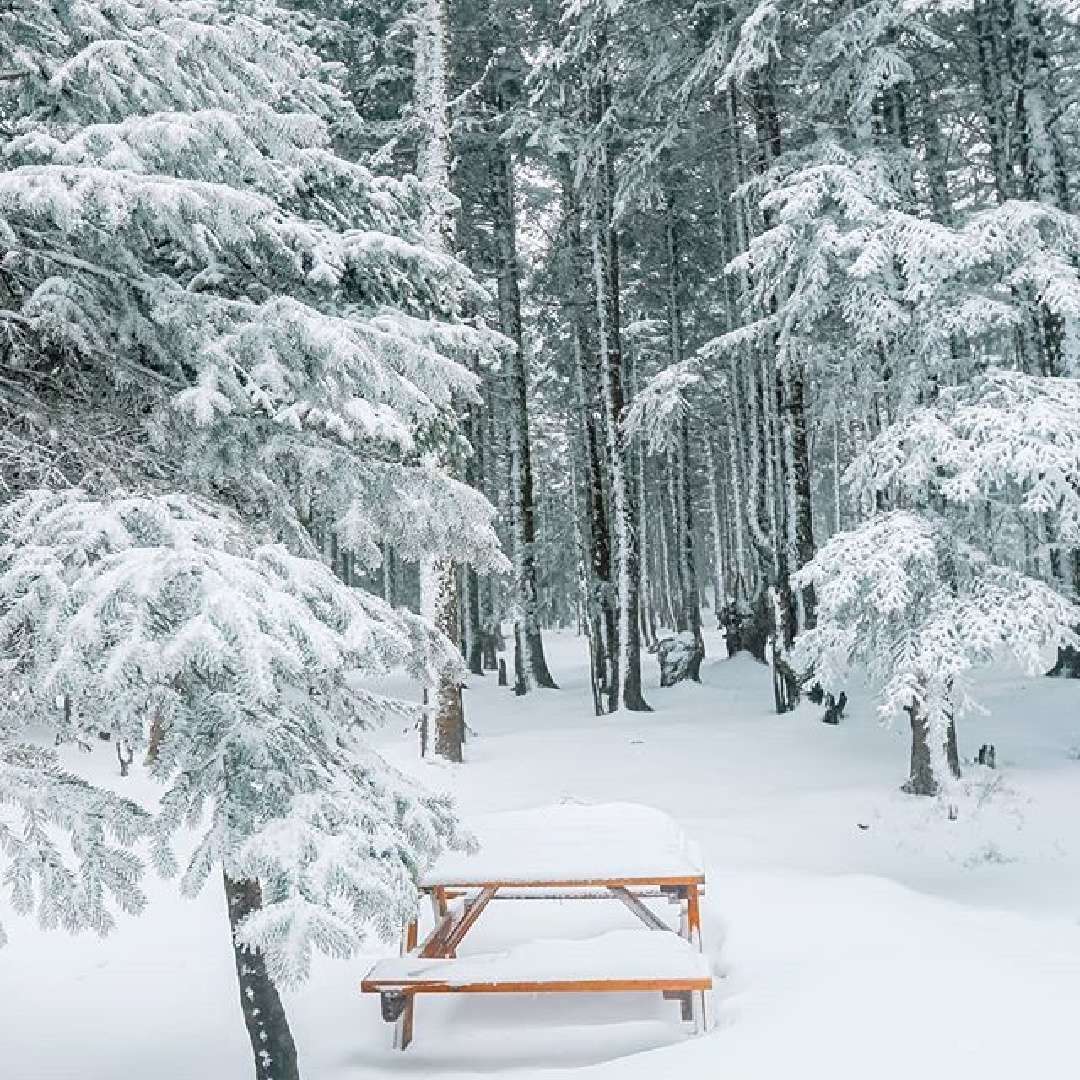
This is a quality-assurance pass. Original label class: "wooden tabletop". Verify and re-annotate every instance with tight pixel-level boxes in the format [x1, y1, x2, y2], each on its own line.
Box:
[421, 802, 705, 890]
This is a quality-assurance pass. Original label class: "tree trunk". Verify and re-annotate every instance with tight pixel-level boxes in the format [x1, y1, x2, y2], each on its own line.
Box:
[414, 0, 467, 758]
[1011, 0, 1071, 212]
[663, 197, 705, 666]
[975, 0, 1016, 203]
[591, 113, 649, 712]
[915, 57, 954, 225]
[782, 362, 816, 631]
[422, 558, 465, 762]
[464, 566, 484, 675]
[462, 371, 486, 677]
[223, 873, 299, 1080]
[489, 128, 557, 693]
[903, 697, 961, 796]
[563, 153, 617, 714]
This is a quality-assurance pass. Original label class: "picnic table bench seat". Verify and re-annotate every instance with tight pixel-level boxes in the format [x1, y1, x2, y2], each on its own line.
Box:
[361, 928, 713, 995]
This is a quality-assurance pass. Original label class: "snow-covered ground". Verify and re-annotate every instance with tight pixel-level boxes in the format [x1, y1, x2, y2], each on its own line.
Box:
[4, 630, 1079, 1079]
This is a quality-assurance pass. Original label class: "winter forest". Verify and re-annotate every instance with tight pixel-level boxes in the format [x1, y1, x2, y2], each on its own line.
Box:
[2, 0, 1080, 1077]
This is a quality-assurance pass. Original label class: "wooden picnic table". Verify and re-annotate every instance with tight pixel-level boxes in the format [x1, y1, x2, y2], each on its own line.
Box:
[361, 803, 714, 1049]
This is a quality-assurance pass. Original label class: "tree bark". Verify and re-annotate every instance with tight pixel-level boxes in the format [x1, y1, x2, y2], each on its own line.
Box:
[223, 873, 299, 1080]
[975, 0, 1017, 203]
[562, 154, 617, 714]
[904, 697, 961, 796]
[429, 559, 465, 762]
[782, 362, 816, 631]
[489, 127, 557, 693]
[591, 111, 649, 712]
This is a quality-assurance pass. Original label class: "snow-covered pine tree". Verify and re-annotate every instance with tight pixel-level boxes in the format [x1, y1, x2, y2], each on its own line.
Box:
[1, 1, 506, 1076]
[0, 490, 470, 1072]
[794, 371, 1080, 794]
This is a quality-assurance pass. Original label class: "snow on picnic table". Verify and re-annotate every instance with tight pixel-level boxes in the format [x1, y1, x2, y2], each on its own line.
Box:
[422, 801, 703, 886]
[364, 928, 711, 986]
[2, 629, 1080, 1080]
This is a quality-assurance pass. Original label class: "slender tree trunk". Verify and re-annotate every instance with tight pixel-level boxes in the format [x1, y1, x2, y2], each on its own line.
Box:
[1011, 0, 1071, 213]
[915, 59, 954, 225]
[663, 196, 704, 668]
[783, 362, 816, 630]
[464, 566, 483, 675]
[463, 382, 486, 676]
[490, 131, 557, 692]
[637, 446, 658, 650]
[426, 560, 465, 761]
[224, 873, 299, 1080]
[658, 475, 678, 631]
[677, 422, 704, 680]
[562, 153, 616, 714]
[591, 112, 649, 712]
[415, 0, 466, 758]
[704, 436, 726, 625]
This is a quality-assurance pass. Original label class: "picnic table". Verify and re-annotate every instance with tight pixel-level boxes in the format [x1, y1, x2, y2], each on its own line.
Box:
[361, 802, 714, 1049]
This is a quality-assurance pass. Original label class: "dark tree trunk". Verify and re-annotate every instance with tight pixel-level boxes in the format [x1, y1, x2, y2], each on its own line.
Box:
[464, 566, 484, 675]
[224, 873, 299, 1080]
[432, 562, 465, 762]
[663, 198, 705, 668]
[975, 0, 1017, 203]
[769, 579, 800, 714]
[596, 159, 643, 712]
[563, 154, 617, 715]
[589, 68, 649, 713]
[462, 382, 486, 677]
[784, 364, 817, 631]
[481, 618, 498, 671]
[915, 58, 954, 225]
[489, 111, 557, 694]
[903, 698, 961, 796]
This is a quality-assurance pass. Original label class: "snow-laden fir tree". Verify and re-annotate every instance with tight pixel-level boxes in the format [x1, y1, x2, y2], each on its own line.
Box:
[1, 2, 507, 1077]
[794, 371, 1080, 795]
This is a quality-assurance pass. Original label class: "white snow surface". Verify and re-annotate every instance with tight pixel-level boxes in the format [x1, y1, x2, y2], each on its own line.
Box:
[422, 801, 703, 885]
[365, 928, 711, 986]
[3, 629, 1080, 1079]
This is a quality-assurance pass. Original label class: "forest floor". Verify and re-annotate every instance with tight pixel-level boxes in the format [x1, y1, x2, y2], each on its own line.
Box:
[4, 630, 1080, 1079]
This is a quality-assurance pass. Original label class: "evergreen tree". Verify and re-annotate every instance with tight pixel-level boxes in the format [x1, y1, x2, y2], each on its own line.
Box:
[1, 1, 505, 1075]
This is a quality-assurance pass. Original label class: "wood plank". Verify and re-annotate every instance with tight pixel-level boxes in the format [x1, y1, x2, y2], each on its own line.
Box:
[517, 888, 668, 900]
[414, 902, 468, 960]
[608, 886, 673, 932]
[412, 886, 498, 961]
[394, 995, 414, 1050]
[439, 886, 497, 957]
[362, 976, 713, 995]
[686, 881, 703, 949]
[425, 874, 704, 890]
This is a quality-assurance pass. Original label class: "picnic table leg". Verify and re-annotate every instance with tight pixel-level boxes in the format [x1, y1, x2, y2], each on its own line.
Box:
[685, 883, 702, 950]
[392, 919, 419, 1049]
[432, 886, 448, 921]
[392, 995, 415, 1050]
[684, 884, 710, 1034]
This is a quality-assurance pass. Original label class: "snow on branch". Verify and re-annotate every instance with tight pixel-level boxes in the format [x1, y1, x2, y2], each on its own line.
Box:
[793, 510, 1080, 730]
[848, 370, 1080, 542]
[624, 359, 702, 452]
[0, 489, 468, 977]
